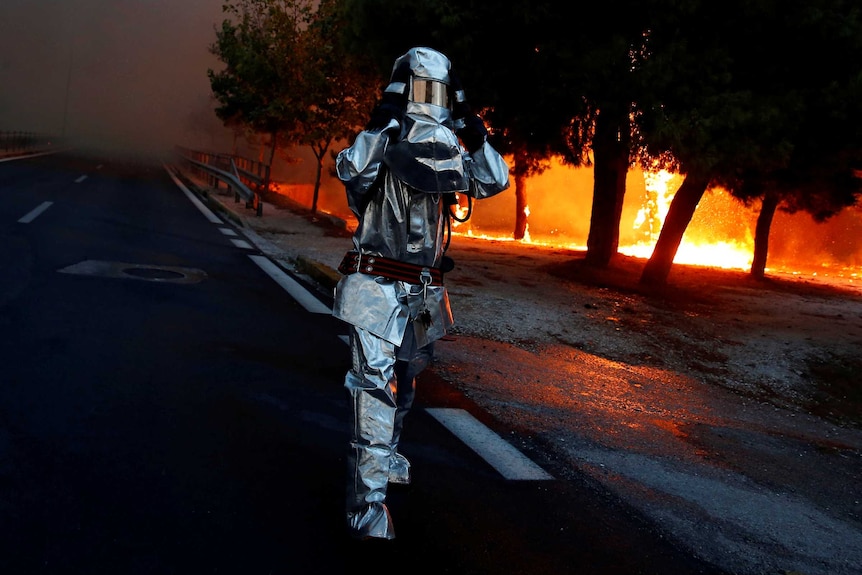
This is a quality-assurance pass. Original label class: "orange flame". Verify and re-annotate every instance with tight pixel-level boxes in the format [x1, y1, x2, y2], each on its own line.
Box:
[271, 155, 862, 290]
[621, 167, 755, 270]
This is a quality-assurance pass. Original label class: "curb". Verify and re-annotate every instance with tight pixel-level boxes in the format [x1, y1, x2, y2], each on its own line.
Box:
[295, 255, 341, 291]
[171, 165, 343, 293]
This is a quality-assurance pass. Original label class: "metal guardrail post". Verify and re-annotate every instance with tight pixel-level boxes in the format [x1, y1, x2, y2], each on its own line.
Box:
[175, 146, 262, 217]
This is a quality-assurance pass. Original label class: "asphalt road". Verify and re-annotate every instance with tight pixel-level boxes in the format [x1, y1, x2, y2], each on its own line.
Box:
[0, 151, 724, 574]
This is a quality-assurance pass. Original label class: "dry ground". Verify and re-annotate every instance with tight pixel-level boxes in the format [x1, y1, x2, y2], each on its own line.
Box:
[441, 236, 862, 428]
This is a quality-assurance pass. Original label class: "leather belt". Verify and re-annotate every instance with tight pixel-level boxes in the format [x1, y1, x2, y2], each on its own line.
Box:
[338, 251, 443, 286]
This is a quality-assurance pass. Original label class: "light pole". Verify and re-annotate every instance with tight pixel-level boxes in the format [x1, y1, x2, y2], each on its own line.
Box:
[61, 44, 72, 139]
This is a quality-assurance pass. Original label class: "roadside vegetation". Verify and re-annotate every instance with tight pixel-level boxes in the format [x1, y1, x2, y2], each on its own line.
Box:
[208, 0, 862, 287]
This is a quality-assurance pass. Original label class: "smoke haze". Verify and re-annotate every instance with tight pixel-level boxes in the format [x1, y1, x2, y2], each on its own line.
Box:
[0, 0, 231, 155]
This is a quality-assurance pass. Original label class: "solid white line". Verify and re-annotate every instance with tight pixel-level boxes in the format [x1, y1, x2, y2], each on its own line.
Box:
[18, 201, 54, 224]
[231, 238, 254, 249]
[0, 150, 59, 163]
[425, 408, 554, 481]
[163, 164, 223, 224]
[248, 254, 331, 314]
[74, 175, 87, 183]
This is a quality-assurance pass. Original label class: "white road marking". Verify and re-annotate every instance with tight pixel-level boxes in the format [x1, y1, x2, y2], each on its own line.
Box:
[231, 238, 254, 249]
[248, 254, 331, 314]
[163, 164, 223, 224]
[18, 201, 53, 223]
[425, 408, 554, 481]
[0, 150, 58, 163]
[219, 227, 238, 236]
[74, 175, 87, 183]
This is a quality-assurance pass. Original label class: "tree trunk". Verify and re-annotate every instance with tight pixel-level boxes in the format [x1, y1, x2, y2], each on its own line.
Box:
[311, 140, 331, 215]
[639, 170, 711, 287]
[267, 131, 278, 170]
[513, 148, 529, 240]
[750, 190, 779, 279]
[585, 108, 630, 267]
[311, 151, 323, 215]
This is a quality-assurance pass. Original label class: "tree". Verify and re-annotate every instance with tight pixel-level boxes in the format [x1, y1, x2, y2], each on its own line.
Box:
[209, 0, 378, 213]
[636, 0, 862, 286]
[550, 3, 652, 267]
[733, 1, 862, 279]
[436, 2, 568, 241]
[208, 0, 304, 171]
[290, 0, 378, 214]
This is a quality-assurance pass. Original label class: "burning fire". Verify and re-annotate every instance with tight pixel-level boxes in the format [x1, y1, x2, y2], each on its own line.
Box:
[620, 167, 755, 270]
[273, 154, 862, 290]
[446, 158, 862, 289]
[449, 163, 756, 271]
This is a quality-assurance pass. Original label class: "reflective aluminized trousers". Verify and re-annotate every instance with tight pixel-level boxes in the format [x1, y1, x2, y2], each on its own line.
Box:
[345, 325, 431, 539]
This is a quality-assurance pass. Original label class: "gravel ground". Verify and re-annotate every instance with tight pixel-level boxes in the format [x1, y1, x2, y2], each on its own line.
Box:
[207, 184, 862, 575]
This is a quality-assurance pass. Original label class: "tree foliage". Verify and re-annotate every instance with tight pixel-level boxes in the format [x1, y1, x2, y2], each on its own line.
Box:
[208, 0, 304, 168]
[209, 0, 377, 213]
[289, 0, 378, 213]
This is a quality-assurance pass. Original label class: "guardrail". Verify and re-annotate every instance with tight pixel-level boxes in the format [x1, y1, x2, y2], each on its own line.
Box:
[1, 131, 55, 154]
[175, 146, 271, 217]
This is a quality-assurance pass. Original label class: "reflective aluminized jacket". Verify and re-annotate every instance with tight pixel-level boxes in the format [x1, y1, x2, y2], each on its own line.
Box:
[333, 101, 509, 348]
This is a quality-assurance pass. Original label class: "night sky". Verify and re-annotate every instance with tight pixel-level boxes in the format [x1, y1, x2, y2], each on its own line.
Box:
[0, 0, 232, 154]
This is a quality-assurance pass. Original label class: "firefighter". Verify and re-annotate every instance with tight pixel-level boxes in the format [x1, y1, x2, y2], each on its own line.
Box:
[333, 46, 510, 540]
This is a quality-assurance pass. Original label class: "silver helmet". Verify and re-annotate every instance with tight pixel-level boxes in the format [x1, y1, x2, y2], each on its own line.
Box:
[385, 47, 462, 110]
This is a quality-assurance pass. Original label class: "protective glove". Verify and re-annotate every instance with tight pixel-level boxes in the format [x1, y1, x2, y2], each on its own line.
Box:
[449, 70, 471, 121]
[365, 59, 412, 134]
[449, 70, 487, 152]
[456, 114, 488, 153]
[365, 91, 406, 133]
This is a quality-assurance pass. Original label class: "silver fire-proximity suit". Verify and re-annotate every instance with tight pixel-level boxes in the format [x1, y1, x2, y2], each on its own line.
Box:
[332, 47, 510, 540]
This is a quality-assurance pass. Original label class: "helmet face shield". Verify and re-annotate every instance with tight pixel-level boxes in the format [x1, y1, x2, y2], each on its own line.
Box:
[410, 78, 450, 109]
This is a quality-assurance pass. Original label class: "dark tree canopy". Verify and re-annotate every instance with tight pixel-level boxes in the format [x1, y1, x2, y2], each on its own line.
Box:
[636, 0, 862, 284]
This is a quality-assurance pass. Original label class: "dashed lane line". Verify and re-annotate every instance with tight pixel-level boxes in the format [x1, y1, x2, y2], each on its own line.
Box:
[230, 238, 254, 250]
[18, 201, 53, 224]
[74, 175, 88, 184]
[425, 408, 554, 481]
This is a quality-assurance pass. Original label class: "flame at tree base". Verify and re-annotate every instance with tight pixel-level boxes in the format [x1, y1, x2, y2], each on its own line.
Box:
[270, 157, 862, 293]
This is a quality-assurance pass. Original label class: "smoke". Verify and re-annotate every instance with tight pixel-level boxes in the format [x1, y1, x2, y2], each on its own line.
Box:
[0, 0, 232, 156]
